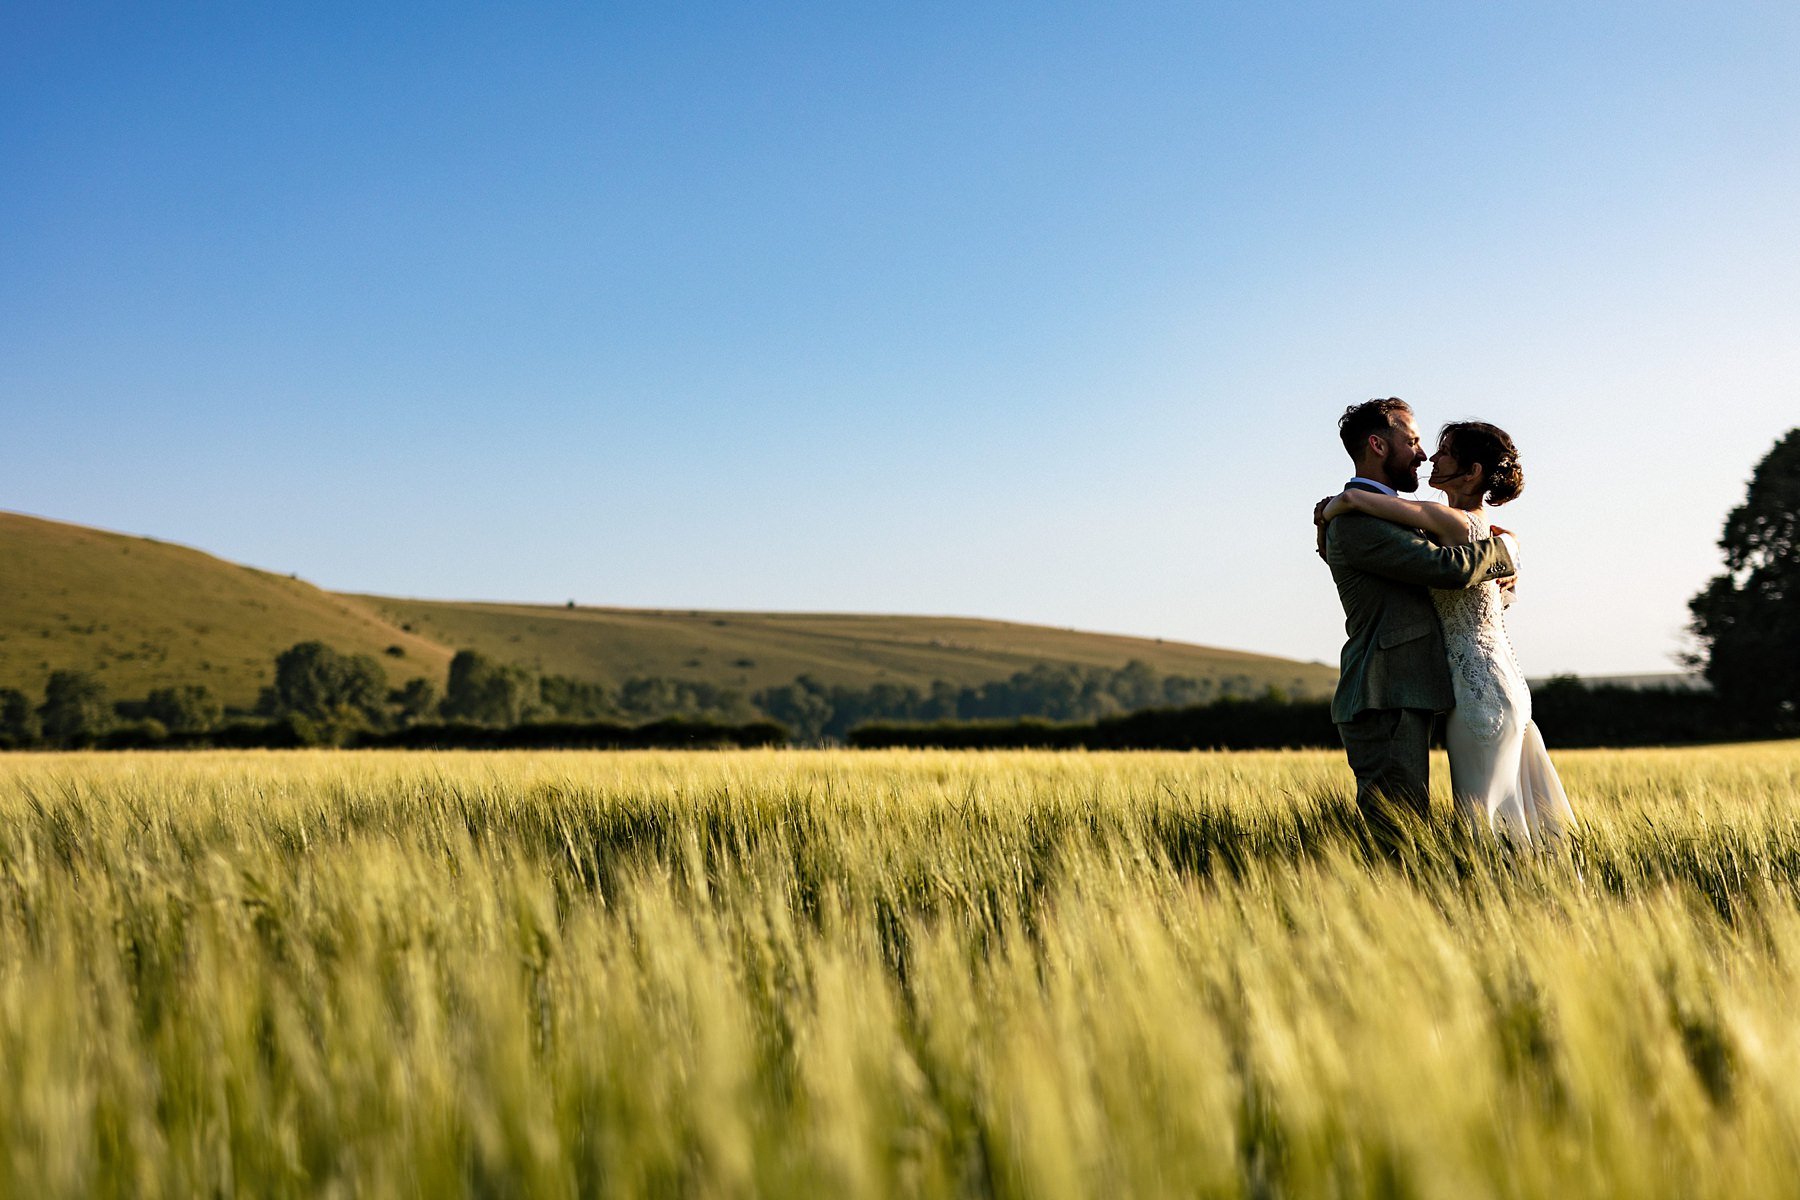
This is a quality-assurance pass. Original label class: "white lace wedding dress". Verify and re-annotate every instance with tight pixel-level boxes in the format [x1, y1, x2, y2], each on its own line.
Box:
[1432, 509, 1577, 844]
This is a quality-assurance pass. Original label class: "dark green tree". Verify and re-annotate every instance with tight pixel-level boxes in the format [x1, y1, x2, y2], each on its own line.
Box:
[922, 680, 961, 721]
[391, 677, 440, 724]
[439, 650, 539, 726]
[268, 642, 389, 725]
[753, 676, 835, 743]
[1108, 659, 1161, 710]
[540, 674, 616, 721]
[1688, 428, 1800, 732]
[0, 688, 40, 746]
[39, 670, 112, 746]
[617, 675, 681, 719]
[144, 684, 223, 734]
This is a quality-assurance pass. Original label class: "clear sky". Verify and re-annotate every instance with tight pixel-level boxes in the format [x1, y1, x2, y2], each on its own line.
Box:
[4, 2, 1795, 677]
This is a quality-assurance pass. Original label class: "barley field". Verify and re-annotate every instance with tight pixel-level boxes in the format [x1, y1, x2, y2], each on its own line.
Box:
[1, 746, 1799, 1198]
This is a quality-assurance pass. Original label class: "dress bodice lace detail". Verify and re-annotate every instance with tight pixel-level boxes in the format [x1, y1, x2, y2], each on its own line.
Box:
[1431, 509, 1530, 743]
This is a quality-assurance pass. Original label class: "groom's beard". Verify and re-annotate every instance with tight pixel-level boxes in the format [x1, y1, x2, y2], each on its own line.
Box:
[1387, 457, 1421, 492]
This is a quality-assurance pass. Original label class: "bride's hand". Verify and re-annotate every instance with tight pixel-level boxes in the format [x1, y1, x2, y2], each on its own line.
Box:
[1318, 492, 1356, 522]
[1313, 494, 1350, 559]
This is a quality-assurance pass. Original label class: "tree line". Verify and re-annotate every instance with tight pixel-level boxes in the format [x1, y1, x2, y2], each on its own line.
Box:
[0, 644, 765, 750]
[752, 662, 1287, 744]
[0, 656, 1748, 754]
[0, 645, 1300, 750]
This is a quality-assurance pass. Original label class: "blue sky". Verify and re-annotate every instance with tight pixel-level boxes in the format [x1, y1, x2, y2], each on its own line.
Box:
[4, 2, 1796, 676]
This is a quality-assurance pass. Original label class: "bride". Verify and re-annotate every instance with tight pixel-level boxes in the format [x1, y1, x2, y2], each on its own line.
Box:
[1319, 421, 1576, 844]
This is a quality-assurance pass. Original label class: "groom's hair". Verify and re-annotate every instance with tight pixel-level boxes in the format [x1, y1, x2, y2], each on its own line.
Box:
[1338, 398, 1412, 459]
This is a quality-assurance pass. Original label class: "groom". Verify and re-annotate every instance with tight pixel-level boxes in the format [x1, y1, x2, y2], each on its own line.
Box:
[1320, 398, 1516, 855]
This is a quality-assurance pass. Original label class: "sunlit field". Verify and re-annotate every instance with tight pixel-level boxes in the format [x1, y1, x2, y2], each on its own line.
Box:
[2, 746, 1799, 1198]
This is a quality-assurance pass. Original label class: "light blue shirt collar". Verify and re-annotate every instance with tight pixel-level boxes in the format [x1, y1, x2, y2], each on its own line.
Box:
[1347, 476, 1398, 496]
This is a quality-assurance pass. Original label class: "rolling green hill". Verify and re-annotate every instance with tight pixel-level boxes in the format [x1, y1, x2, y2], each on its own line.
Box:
[358, 599, 1338, 696]
[0, 513, 448, 707]
[0, 511, 1338, 708]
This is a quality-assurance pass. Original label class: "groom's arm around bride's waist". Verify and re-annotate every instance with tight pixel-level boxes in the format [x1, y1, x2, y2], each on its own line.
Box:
[1324, 513, 1515, 590]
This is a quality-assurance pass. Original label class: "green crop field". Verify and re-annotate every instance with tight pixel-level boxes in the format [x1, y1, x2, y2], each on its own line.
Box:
[3, 744, 1798, 1197]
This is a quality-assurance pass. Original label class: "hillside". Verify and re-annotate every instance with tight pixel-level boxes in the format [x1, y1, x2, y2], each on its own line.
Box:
[0, 511, 1338, 707]
[357, 598, 1338, 696]
[0, 513, 447, 708]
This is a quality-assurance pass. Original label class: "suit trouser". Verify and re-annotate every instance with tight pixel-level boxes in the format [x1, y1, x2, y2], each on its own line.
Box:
[1337, 707, 1434, 853]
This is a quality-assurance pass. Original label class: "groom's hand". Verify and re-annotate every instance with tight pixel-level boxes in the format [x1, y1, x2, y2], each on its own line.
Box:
[1488, 523, 1521, 572]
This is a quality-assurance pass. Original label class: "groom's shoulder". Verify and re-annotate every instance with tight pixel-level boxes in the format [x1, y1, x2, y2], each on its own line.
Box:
[1323, 509, 1378, 553]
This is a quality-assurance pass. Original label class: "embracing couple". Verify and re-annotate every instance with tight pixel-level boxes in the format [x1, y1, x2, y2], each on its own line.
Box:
[1317, 397, 1576, 853]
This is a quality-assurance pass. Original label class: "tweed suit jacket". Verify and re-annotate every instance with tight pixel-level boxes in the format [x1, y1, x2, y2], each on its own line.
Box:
[1323, 485, 1516, 724]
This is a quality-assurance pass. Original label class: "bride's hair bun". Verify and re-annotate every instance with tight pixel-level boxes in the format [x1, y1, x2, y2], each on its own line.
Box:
[1486, 455, 1524, 506]
[1440, 421, 1525, 506]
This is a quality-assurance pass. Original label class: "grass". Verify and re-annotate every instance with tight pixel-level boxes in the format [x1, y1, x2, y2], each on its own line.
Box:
[1, 744, 1797, 1197]
[0, 511, 1336, 707]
